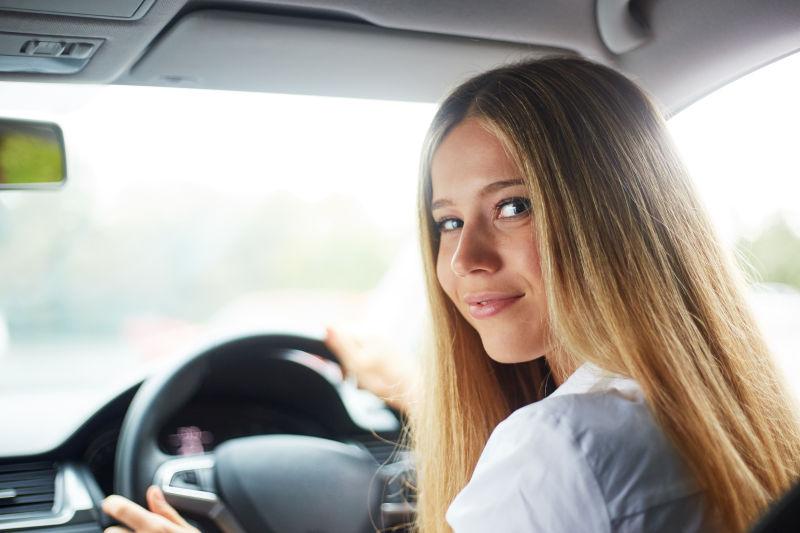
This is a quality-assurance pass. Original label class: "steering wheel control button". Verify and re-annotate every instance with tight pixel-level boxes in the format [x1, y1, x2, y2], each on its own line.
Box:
[170, 470, 198, 488]
[154, 455, 247, 533]
[168, 467, 216, 492]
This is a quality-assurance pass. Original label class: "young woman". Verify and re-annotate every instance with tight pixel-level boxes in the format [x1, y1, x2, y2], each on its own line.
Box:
[403, 56, 800, 533]
[102, 57, 800, 532]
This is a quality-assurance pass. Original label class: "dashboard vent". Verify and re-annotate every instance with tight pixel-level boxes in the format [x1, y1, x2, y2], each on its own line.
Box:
[0, 461, 56, 516]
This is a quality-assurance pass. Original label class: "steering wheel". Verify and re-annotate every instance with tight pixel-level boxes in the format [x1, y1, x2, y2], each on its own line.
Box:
[113, 333, 392, 533]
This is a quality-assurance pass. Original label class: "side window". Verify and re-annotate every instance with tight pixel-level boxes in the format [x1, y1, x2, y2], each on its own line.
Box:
[668, 52, 800, 397]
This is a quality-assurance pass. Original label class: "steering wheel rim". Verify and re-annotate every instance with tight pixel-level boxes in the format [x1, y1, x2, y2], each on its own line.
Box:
[113, 333, 388, 533]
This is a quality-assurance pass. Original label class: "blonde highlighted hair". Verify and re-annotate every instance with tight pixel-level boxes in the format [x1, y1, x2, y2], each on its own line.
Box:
[409, 57, 800, 532]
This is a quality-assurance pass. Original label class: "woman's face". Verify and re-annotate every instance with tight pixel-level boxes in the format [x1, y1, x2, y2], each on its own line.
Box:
[431, 118, 550, 363]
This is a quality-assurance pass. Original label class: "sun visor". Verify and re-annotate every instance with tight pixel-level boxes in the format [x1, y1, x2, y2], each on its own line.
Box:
[0, 0, 154, 19]
[124, 9, 573, 102]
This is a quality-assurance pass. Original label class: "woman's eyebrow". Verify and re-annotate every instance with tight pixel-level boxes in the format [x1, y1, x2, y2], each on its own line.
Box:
[482, 178, 525, 195]
[431, 178, 525, 211]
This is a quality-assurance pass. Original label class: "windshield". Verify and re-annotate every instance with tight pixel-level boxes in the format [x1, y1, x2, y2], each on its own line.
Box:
[0, 84, 435, 454]
[2, 52, 799, 456]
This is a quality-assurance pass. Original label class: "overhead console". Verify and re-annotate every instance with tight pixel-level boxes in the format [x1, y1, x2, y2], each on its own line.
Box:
[0, 0, 155, 74]
[0, 32, 103, 75]
[0, 0, 183, 82]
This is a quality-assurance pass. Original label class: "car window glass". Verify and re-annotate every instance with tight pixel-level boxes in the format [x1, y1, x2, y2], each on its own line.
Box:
[669, 51, 800, 399]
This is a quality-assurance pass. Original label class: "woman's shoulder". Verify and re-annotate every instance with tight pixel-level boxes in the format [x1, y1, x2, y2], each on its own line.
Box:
[511, 364, 702, 507]
[504, 366, 701, 513]
[446, 364, 714, 532]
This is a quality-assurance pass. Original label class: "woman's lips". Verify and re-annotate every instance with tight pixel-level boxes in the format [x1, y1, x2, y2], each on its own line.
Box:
[465, 294, 524, 319]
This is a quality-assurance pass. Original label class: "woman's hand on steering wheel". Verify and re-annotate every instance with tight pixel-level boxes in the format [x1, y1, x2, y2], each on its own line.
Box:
[325, 326, 417, 415]
[102, 486, 198, 533]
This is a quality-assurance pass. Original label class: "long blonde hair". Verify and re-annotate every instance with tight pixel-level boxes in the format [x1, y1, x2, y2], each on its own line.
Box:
[410, 56, 800, 533]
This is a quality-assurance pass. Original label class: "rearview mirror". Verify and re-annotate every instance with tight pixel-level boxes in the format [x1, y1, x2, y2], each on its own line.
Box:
[0, 118, 66, 189]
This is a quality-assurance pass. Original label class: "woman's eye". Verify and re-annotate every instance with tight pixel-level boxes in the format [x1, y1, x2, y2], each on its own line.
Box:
[497, 197, 532, 219]
[436, 218, 463, 233]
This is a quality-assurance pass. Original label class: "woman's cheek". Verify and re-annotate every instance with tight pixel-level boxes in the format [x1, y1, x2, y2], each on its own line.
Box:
[435, 246, 457, 302]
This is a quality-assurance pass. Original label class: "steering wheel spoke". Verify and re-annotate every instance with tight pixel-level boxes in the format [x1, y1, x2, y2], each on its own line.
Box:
[154, 454, 246, 533]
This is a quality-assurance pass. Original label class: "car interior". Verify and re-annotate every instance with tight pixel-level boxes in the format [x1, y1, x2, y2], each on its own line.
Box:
[0, 1, 799, 532]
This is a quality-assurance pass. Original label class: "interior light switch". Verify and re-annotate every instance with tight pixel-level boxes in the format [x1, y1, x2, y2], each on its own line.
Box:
[20, 40, 36, 54]
[2, 32, 104, 74]
[21, 40, 65, 56]
[64, 42, 94, 59]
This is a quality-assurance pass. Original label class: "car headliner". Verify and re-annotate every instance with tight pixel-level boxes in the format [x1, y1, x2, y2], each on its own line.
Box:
[0, 0, 798, 115]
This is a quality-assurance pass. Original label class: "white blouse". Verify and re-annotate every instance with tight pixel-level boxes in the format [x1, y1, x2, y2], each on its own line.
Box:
[445, 363, 717, 532]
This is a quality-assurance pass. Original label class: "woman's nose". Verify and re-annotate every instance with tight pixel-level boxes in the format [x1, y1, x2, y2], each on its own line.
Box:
[450, 224, 501, 277]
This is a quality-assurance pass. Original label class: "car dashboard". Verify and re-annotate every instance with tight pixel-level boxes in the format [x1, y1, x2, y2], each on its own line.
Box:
[0, 351, 411, 532]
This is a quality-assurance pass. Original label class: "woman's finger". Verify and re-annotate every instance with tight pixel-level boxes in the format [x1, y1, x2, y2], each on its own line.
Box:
[103, 527, 132, 533]
[146, 485, 192, 528]
[102, 494, 178, 532]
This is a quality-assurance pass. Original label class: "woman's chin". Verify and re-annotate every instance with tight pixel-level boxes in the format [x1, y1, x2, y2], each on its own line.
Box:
[483, 343, 547, 365]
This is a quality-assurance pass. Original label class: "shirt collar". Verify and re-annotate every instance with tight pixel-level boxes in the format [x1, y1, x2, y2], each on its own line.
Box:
[549, 362, 642, 400]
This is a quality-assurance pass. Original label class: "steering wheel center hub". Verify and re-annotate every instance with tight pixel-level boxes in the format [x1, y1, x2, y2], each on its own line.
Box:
[215, 435, 381, 533]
